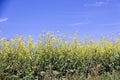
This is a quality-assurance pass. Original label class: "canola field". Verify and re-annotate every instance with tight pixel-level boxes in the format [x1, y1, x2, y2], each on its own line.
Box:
[0, 32, 120, 80]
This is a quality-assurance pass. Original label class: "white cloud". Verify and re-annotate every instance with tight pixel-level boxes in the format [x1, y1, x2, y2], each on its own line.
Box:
[0, 18, 8, 23]
[84, 1, 107, 7]
[100, 22, 120, 26]
[68, 22, 88, 26]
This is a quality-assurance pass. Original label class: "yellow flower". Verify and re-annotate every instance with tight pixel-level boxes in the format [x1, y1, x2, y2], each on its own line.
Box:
[18, 36, 24, 41]
[20, 42, 25, 48]
[5, 47, 10, 53]
[4, 42, 9, 47]
[28, 37, 33, 48]
[100, 48, 105, 55]
[4, 42, 10, 53]
[24, 48, 29, 54]
[11, 39, 17, 45]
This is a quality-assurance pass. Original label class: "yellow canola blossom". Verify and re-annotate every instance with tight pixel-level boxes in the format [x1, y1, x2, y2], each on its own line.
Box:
[18, 36, 24, 41]
[28, 37, 33, 48]
[19, 42, 25, 49]
[4, 42, 11, 53]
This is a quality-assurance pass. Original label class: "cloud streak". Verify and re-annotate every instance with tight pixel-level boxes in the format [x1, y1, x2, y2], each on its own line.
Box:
[84, 1, 107, 7]
[0, 18, 8, 23]
[101, 22, 120, 26]
[68, 22, 88, 26]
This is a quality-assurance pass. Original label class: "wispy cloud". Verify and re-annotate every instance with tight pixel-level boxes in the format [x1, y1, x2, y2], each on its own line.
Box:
[101, 22, 120, 26]
[68, 22, 88, 26]
[84, 1, 107, 7]
[0, 18, 8, 23]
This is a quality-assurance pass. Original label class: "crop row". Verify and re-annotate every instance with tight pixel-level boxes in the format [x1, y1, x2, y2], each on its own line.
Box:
[0, 32, 120, 80]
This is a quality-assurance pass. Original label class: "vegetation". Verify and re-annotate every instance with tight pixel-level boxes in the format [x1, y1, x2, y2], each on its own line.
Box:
[0, 32, 120, 80]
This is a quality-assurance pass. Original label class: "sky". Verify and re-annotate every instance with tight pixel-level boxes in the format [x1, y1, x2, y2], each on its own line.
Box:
[0, 0, 120, 40]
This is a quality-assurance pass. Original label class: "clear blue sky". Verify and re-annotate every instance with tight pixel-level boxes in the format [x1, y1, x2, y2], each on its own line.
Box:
[0, 0, 120, 40]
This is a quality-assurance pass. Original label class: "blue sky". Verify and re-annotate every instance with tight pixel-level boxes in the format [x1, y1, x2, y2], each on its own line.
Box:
[0, 0, 120, 40]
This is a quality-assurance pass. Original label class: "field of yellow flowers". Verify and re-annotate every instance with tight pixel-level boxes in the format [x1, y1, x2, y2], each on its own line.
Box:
[0, 32, 120, 80]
